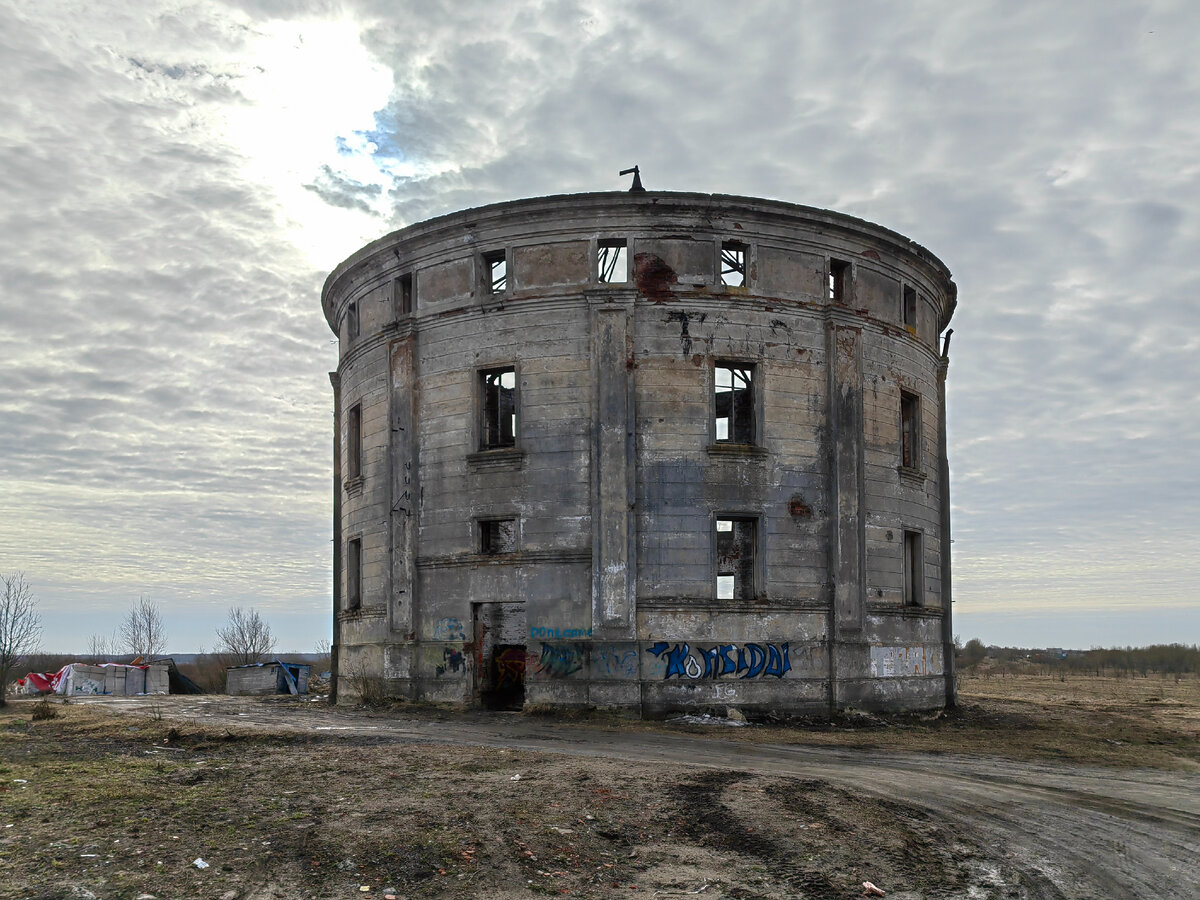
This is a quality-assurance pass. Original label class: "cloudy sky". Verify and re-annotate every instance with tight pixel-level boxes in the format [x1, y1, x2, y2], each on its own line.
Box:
[2, 0, 1197, 653]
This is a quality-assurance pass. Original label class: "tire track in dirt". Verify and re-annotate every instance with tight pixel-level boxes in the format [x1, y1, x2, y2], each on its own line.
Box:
[83, 696, 1200, 899]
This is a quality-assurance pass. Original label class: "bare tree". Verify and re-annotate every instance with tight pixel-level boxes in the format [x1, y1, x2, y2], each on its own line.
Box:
[1, 572, 43, 706]
[215, 606, 276, 666]
[86, 630, 120, 662]
[119, 595, 167, 660]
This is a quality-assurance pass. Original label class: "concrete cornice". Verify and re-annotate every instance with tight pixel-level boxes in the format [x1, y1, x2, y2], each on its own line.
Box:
[322, 191, 957, 332]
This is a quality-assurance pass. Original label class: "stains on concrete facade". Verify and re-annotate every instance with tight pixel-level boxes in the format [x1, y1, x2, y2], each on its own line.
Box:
[322, 192, 958, 716]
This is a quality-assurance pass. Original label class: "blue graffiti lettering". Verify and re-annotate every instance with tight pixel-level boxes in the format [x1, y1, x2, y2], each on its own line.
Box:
[593, 646, 639, 678]
[743, 643, 766, 678]
[529, 626, 593, 640]
[648, 641, 693, 679]
[536, 643, 583, 678]
[764, 643, 790, 678]
[647, 642, 792, 680]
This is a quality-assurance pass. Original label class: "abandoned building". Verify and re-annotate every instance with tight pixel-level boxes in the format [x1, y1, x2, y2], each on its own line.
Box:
[322, 191, 958, 715]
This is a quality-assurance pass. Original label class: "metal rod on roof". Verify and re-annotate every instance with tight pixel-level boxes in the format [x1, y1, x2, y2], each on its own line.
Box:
[619, 165, 645, 192]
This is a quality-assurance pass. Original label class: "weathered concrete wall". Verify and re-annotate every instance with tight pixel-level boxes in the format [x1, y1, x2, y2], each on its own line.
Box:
[226, 666, 278, 696]
[323, 192, 957, 714]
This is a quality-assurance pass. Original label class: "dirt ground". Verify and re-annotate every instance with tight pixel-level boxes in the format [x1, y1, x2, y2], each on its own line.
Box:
[1, 673, 1197, 900]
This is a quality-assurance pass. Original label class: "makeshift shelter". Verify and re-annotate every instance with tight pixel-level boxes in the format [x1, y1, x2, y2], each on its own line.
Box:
[225, 661, 310, 696]
[159, 657, 205, 695]
[21, 662, 169, 696]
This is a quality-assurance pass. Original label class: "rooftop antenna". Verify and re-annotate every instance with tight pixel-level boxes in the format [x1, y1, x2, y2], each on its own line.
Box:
[619, 165, 645, 192]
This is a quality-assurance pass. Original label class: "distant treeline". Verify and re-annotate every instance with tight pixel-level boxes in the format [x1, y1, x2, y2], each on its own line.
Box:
[957, 640, 1200, 677]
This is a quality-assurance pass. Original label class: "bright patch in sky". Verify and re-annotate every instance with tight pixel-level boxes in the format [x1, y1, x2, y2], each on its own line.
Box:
[222, 19, 396, 264]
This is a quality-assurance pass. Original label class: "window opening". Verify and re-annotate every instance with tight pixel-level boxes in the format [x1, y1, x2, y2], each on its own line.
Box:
[900, 391, 919, 469]
[346, 300, 359, 339]
[480, 518, 517, 555]
[903, 530, 922, 606]
[480, 367, 516, 449]
[347, 404, 362, 480]
[347, 538, 362, 610]
[902, 285, 917, 330]
[716, 517, 756, 600]
[714, 363, 755, 443]
[397, 273, 414, 315]
[597, 240, 628, 283]
[484, 250, 507, 293]
[828, 259, 849, 303]
[720, 242, 746, 287]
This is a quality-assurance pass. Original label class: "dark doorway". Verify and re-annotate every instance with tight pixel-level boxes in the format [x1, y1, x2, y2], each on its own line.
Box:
[490, 645, 526, 710]
[473, 601, 526, 710]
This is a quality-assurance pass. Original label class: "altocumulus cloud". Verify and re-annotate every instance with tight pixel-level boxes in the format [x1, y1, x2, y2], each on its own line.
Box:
[1, 0, 1198, 650]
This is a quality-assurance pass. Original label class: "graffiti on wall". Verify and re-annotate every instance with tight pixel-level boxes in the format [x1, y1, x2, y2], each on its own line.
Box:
[647, 642, 792, 680]
[530, 625, 592, 640]
[495, 647, 526, 688]
[433, 617, 466, 641]
[535, 643, 583, 678]
[592, 645, 639, 679]
[869, 645, 942, 678]
[435, 648, 465, 677]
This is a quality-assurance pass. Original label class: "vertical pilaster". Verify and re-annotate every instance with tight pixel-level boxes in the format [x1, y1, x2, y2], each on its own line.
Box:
[329, 371, 342, 703]
[826, 309, 867, 710]
[937, 355, 956, 706]
[588, 290, 637, 638]
[390, 331, 418, 640]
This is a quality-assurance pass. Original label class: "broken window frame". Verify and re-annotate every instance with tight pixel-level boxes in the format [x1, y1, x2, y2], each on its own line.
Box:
[597, 239, 628, 284]
[828, 259, 850, 304]
[902, 284, 917, 332]
[720, 241, 747, 287]
[346, 537, 363, 610]
[715, 516, 757, 601]
[345, 300, 360, 341]
[483, 249, 507, 294]
[479, 366, 518, 451]
[479, 518, 518, 555]
[347, 403, 363, 480]
[713, 361, 757, 445]
[395, 273, 414, 316]
[902, 529, 923, 606]
[900, 390, 920, 470]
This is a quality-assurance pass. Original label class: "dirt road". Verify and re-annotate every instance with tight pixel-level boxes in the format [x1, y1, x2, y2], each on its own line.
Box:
[70, 694, 1200, 899]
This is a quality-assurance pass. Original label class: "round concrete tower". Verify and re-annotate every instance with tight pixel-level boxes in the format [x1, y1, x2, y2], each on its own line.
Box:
[322, 191, 957, 716]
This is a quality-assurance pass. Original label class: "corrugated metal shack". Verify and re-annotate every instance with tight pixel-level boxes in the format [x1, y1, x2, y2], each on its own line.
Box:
[225, 661, 310, 696]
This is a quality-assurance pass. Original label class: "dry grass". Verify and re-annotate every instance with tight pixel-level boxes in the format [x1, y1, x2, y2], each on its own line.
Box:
[0, 703, 1001, 900]
[649, 671, 1200, 770]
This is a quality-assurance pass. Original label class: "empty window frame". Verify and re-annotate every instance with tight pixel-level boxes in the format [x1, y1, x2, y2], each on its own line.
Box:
[346, 537, 363, 610]
[479, 518, 517, 555]
[828, 259, 850, 303]
[720, 241, 747, 287]
[345, 300, 360, 340]
[902, 530, 923, 606]
[483, 250, 507, 293]
[902, 284, 917, 331]
[347, 403, 363, 480]
[479, 366, 517, 450]
[900, 391, 920, 469]
[716, 517, 756, 600]
[597, 239, 628, 283]
[395, 273, 414, 315]
[714, 363, 756, 443]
